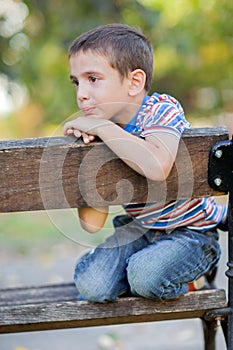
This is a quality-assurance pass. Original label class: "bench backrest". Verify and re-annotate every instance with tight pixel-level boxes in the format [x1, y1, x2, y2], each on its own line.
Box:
[0, 126, 228, 213]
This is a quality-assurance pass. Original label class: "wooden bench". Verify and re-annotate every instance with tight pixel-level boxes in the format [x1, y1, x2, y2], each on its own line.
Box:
[0, 126, 232, 349]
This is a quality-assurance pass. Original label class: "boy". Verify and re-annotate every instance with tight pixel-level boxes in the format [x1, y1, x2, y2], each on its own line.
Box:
[63, 24, 227, 302]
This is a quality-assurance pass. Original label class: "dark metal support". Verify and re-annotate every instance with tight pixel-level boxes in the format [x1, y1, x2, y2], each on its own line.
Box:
[202, 319, 217, 350]
[208, 138, 233, 350]
[226, 183, 233, 349]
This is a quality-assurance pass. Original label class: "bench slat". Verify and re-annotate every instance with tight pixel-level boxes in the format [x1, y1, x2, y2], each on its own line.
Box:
[0, 283, 227, 333]
[0, 127, 228, 212]
[0, 283, 77, 306]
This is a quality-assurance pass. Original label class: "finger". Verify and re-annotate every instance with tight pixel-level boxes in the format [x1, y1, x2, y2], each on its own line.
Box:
[63, 123, 72, 135]
[88, 135, 95, 142]
[73, 129, 82, 138]
[66, 128, 75, 135]
[82, 133, 91, 144]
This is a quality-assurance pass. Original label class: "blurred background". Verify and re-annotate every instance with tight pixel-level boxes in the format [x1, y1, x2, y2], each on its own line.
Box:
[0, 0, 233, 139]
[0, 0, 232, 349]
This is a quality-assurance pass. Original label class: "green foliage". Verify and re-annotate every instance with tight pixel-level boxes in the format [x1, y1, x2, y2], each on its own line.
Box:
[0, 0, 232, 138]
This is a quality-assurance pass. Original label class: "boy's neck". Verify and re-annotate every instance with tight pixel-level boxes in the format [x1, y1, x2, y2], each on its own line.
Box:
[113, 93, 147, 128]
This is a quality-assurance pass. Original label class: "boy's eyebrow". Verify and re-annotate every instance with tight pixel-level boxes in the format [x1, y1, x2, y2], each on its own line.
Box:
[70, 71, 102, 80]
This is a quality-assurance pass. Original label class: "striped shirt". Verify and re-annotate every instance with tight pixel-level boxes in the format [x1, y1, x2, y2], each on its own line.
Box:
[123, 93, 227, 232]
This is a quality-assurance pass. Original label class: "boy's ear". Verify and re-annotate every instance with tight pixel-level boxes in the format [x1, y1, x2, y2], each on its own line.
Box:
[128, 69, 146, 96]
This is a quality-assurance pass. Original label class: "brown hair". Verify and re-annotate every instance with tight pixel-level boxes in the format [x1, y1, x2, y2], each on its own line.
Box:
[68, 24, 154, 92]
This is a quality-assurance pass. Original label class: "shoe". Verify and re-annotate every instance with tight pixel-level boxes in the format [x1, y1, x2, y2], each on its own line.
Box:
[188, 276, 207, 291]
[188, 266, 218, 291]
[188, 276, 207, 292]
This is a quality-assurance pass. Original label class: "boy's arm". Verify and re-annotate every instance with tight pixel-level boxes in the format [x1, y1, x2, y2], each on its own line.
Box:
[78, 206, 109, 233]
[64, 117, 179, 181]
[98, 123, 179, 181]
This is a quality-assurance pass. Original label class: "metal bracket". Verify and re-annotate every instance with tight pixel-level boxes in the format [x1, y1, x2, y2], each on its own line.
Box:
[208, 138, 233, 349]
[208, 139, 233, 193]
[204, 307, 232, 322]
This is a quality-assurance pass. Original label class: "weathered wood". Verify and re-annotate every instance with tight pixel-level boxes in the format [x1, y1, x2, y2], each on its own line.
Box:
[0, 126, 230, 339]
[0, 283, 77, 306]
[0, 283, 227, 333]
[0, 127, 228, 212]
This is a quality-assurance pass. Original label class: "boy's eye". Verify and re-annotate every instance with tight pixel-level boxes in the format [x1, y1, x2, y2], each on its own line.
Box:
[72, 79, 79, 87]
[89, 76, 97, 83]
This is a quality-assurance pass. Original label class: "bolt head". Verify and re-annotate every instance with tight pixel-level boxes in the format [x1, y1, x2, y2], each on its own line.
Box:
[214, 177, 222, 187]
[215, 149, 223, 158]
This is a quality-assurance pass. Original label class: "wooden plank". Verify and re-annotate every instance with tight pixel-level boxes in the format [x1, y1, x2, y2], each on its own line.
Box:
[0, 127, 228, 212]
[0, 283, 227, 333]
[0, 283, 77, 306]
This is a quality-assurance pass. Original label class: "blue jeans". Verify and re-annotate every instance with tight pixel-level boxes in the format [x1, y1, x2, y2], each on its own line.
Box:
[74, 215, 221, 302]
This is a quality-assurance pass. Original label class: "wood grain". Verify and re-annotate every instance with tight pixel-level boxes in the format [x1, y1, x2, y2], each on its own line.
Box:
[0, 127, 228, 212]
[0, 283, 227, 333]
[0, 127, 229, 335]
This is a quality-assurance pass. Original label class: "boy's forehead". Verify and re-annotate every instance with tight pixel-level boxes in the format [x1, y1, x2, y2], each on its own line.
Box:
[69, 50, 112, 73]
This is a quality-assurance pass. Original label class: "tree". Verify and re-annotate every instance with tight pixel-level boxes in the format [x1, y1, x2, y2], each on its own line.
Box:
[0, 0, 232, 138]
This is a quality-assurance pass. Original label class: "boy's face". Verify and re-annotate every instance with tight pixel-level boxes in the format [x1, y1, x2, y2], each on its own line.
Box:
[69, 50, 137, 123]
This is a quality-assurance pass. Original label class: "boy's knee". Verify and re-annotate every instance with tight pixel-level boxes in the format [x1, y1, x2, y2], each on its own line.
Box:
[127, 266, 177, 300]
[127, 255, 179, 300]
[126, 256, 159, 299]
[74, 270, 114, 302]
[74, 258, 121, 302]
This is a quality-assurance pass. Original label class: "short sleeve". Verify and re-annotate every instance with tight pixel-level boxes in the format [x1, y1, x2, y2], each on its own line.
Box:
[138, 94, 190, 139]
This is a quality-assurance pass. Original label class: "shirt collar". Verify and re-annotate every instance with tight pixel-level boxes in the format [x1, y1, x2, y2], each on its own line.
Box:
[124, 95, 150, 132]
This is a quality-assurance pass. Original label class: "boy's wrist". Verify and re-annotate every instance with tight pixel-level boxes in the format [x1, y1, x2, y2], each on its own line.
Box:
[97, 119, 115, 138]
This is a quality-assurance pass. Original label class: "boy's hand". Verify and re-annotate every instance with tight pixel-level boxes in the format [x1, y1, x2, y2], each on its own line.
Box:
[63, 117, 96, 144]
[66, 128, 95, 144]
[63, 117, 111, 144]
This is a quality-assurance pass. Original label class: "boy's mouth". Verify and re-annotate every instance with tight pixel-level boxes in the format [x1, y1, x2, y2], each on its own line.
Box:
[81, 106, 95, 115]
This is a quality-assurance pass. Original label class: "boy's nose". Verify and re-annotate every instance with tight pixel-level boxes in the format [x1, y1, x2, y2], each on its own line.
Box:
[77, 85, 89, 101]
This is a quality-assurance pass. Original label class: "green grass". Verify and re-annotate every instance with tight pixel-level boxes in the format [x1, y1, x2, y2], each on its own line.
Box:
[0, 207, 125, 255]
[0, 211, 62, 255]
